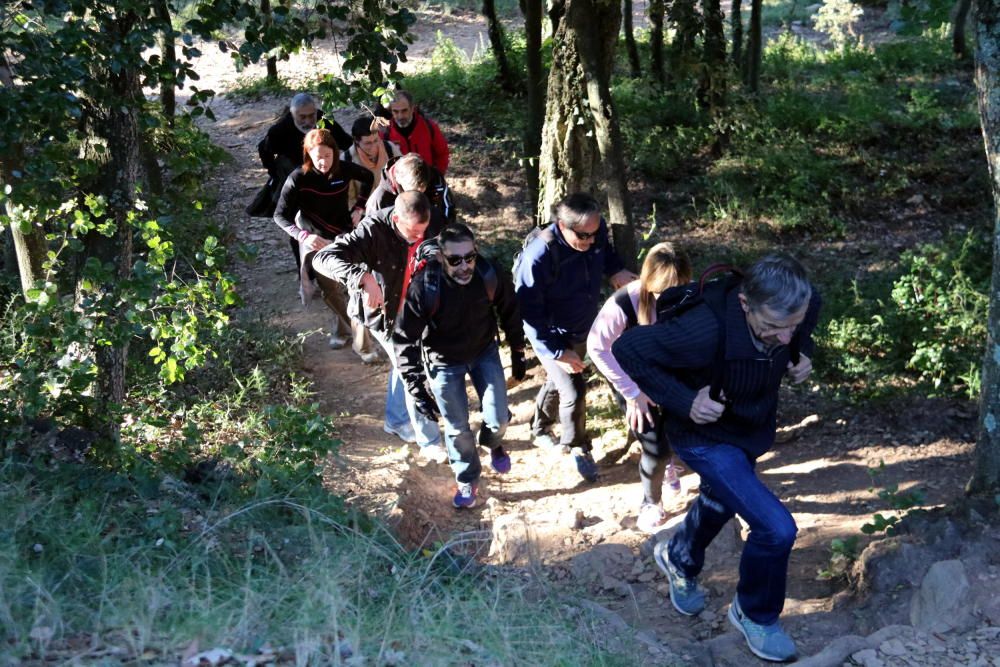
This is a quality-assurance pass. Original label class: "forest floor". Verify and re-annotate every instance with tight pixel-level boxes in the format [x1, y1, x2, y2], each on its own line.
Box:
[189, 7, 999, 666]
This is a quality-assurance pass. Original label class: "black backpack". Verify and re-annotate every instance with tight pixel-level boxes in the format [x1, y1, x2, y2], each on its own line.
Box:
[615, 264, 801, 402]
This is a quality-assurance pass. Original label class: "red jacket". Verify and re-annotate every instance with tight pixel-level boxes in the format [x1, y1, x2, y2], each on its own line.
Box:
[384, 111, 449, 175]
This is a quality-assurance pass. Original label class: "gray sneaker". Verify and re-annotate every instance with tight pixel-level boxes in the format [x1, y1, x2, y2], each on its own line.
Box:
[728, 595, 797, 662]
[653, 541, 705, 616]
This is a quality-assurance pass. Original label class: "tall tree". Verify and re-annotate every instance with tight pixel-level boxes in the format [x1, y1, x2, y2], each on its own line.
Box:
[261, 0, 279, 83]
[970, 0, 1000, 494]
[623, 0, 641, 78]
[538, 0, 636, 267]
[649, 0, 666, 83]
[731, 0, 744, 66]
[703, 0, 727, 151]
[520, 0, 545, 219]
[483, 0, 517, 92]
[954, 0, 973, 59]
[153, 0, 178, 124]
[743, 0, 762, 92]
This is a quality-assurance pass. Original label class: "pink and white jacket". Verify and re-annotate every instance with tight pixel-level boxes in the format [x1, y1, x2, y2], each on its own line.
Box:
[586, 281, 653, 401]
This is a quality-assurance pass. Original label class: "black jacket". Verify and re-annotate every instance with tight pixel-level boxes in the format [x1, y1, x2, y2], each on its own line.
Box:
[257, 110, 351, 175]
[273, 164, 374, 241]
[312, 207, 443, 334]
[393, 256, 524, 392]
[364, 157, 456, 228]
[612, 288, 822, 457]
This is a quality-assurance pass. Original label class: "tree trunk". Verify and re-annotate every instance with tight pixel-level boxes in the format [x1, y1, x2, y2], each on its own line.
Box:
[954, 0, 973, 59]
[522, 0, 545, 219]
[623, 0, 641, 78]
[743, 0, 762, 93]
[549, 0, 566, 38]
[262, 0, 278, 83]
[731, 0, 744, 66]
[969, 0, 1000, 495]
[703, 0, 727, 152]
[484, 0, 517, 92]
[153, 0, 176, 125]
[649, 0, 665, 83]
[539, 0, 637, 268]
[0, 56, 46, 296]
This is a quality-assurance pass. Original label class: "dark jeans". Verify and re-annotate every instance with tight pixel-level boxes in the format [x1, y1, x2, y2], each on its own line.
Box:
[532, 342, 590, 451]
[667, 442, 797, 625]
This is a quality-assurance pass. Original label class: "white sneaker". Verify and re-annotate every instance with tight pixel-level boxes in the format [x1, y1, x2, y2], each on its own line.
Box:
[358, 351, 380, 365]
[636, 502, 668, 533]
[418, 443, 448, 465]
[328, 335, 348, 349]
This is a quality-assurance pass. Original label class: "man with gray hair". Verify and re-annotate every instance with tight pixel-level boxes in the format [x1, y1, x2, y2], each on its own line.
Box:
[248, 93, 352, 221]
[612, 254, 821, 663]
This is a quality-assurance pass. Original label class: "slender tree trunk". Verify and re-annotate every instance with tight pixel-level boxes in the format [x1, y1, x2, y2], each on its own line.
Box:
[623, 0, 641, 78]
[0, 57, 46, 296]
[521, 0, 545, 220]
[649, 0, 665, 83]
[262, 0, 278, 83]
[969, 0, 1000, 495]
[703, 0, 727, 153]
[153, 0, 176, 125]
[954, 0, 973, 59]
[549, 0, 566, 37]
[731, 0, 744, 66]
[743, 0, 762, 92]
[539, 0, 636, 267]
[484, 0, 517, 92]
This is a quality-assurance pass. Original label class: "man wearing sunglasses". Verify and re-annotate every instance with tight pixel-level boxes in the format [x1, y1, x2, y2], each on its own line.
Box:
[514, 192, 637, 482]
[393, 223, 526, 508]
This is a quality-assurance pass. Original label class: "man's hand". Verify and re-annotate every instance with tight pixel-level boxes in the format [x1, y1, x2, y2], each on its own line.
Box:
[689, 385, 725, 424]
[360, 272, 384, 310]
[555, 349, 586, 374]
[625, 393, 654, 433]
[413, 385, 441, 422]
[510, 348, 527, 381]
[786, 353, 812, 384]
[305, 234, 332, 252]
[609, 269, 639, 290]
[371, 116, 391, 130]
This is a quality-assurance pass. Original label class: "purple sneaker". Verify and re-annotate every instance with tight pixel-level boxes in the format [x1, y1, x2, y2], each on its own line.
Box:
[490, 447, 512, 474]
[453, 482, 478, 509]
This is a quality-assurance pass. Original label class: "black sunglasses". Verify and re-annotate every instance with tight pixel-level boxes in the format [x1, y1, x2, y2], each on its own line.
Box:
[569, 227, 598, 240]
[443, 252, 477, 267]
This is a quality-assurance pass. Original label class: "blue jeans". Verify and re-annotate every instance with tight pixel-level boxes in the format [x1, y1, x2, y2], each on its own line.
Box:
[426, 343, 509, 484]
[667, 443, 797, 626]
[373, 330, 441, 447]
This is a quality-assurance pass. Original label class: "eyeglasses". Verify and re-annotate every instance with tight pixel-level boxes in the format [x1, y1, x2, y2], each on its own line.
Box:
[569, 227, 598, 241]
[443, 252, 477, 267]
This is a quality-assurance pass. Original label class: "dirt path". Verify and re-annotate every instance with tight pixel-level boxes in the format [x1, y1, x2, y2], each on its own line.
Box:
[194, 9, 989, 665]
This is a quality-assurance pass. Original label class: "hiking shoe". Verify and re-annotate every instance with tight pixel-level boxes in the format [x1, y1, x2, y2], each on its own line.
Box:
[328, 334, 348, 350]
[383, 422, 416, 443]
[570, 447, 599, 483]
[636, 502, 668, 534]
[417, 443, 448, 465]
[358, 351, 380, 365]
[653, 541, 705, 616]
[490, 447, 511, 474]
[664, 463, 682, 494]
[453, 482, 477, 509]
[728, 595, 797, 662]
[533, 431, 561, 450]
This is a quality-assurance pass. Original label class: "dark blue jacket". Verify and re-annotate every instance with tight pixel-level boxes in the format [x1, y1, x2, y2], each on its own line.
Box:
[612, 287, 822, 457]
[514, 220, 626, 359]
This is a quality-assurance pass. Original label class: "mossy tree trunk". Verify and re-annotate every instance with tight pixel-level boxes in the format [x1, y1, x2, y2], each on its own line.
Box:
[520, 0, 545, 218]
[623, 0, 641, 78]
[538, 0, 637, 268]
[970, 0, 1000, 495]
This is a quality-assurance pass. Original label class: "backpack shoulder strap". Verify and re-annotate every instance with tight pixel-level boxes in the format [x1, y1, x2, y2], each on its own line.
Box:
[478, 259, 499, 302]
[612, 285, 638, 329]
[422, 260, 443, 320]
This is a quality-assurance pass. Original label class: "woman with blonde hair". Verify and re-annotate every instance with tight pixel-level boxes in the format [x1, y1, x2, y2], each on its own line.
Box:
[274, 128, 374, 355]
[587, 241, 693, 533]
